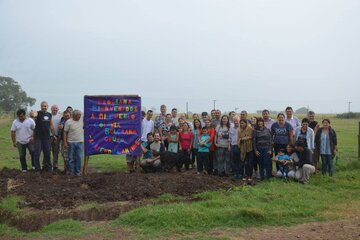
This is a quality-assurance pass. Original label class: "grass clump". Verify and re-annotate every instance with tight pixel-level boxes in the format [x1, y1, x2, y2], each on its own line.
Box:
[33, 219, 100, 238]
[0, 195, 24, 215]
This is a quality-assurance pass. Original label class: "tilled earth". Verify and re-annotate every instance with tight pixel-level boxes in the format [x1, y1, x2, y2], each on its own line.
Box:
[0, 168, 244, 231]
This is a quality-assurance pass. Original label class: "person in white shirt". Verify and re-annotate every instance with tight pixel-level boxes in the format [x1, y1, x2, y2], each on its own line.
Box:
[285, 106, 301, 129]
[141, 110, 154, 142]
[10, 109, 36, 172]
[64, 110, 84, 176]
[51, 104, 62, 171]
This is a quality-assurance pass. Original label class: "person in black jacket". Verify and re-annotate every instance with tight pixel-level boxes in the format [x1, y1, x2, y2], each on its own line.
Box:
[293, 141, 315, 184]
[315, 119, 337, 176]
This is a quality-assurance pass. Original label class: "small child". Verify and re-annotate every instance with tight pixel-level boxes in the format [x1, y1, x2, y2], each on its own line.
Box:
[197, 127, 212, 174]
[167, 125, 179, 153]
[274, 148, 291, 179]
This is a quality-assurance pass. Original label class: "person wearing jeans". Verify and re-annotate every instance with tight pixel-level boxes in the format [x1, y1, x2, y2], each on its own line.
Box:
[64, 110, 84, 176]
[11, 109, 36, 172]
[67, 142, 83, 176]
[315, 119, 337, 176]
[253, 118, 273, 180]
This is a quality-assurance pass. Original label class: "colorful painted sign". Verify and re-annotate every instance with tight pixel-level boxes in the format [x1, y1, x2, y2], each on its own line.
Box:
[84, 95, 141, 156]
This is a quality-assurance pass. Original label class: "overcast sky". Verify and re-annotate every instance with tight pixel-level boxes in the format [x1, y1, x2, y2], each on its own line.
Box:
[1, 0, 359, 114]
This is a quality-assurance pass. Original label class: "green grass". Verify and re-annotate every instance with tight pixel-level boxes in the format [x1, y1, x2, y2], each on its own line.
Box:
[0, 195, 24, 215]
[0, 224, 24, 238]
[0, 119, 19, 169]
[31, 219, 101, 238]
[88, 154, 127, 172]
[1, 116, 360, 239]
[113, 169, 360, 238]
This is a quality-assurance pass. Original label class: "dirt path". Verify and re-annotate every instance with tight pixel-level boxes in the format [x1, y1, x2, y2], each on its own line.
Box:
[208, 217, 360, 240]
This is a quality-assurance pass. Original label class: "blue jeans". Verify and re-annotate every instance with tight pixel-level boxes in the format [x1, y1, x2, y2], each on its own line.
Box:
[321, 154, 333, 176]
[16, 142, 35, 171]
[279, 164, 290, 178]
[68, 142, 83, 175]
[257, 147, 272, 179]
[231, 145, 244, 177]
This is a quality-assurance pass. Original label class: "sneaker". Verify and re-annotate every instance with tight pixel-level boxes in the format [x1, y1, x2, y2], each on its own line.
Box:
[22, 169, 27, 173]
[242, 177, 247, 181]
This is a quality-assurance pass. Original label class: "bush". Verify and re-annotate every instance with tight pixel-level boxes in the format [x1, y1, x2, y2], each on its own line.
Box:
[336, 112, 360, 119]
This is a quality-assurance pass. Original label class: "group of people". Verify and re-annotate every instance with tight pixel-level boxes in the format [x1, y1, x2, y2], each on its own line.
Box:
[10, 101, 84, 176]
[10, 102, 338, 184]
[137, 105, 338, 184]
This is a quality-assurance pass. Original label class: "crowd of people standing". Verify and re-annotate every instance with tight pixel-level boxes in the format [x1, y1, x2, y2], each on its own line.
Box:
[139, 105, 338, 184]
[10, 101, 83, 176]
[10, 102, 338, 184]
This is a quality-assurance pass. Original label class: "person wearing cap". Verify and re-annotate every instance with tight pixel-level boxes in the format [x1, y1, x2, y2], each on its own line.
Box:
[293, 141, 315, 184]
[200, 112, 209, 127]
[294, 118, 315, 152]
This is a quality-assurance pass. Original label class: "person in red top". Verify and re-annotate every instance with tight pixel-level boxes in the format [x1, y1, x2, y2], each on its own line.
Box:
[179, 122, 194, 170]
[204, 119, 216, 174]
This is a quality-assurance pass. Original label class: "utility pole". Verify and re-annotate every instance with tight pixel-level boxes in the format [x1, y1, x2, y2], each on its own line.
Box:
[347, 101, 352, 119]
[213, 100, 216, 110]
[347, 101, 352, 113]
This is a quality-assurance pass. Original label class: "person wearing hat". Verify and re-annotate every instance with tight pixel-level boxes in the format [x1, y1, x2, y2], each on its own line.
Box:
[200, 112, 209, 127]
[293, 141, 315, 184]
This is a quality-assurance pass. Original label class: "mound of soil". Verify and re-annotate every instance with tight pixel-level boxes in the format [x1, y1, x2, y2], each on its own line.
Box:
[0, 168, 245, 231]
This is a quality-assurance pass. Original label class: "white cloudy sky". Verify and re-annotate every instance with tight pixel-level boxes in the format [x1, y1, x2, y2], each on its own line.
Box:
[1, 0, 359, 114]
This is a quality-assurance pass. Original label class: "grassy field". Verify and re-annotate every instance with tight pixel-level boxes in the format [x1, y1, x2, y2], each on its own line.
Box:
[1, 116, 359, 239]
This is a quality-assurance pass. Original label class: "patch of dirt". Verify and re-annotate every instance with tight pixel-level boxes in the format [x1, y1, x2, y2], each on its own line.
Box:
[0, 168, 245, 232]
[208, 216, 360, 240]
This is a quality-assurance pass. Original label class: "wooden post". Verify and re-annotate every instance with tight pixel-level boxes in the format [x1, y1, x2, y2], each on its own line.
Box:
[358, 122, 360, 159]
[83, 156, 89, 175]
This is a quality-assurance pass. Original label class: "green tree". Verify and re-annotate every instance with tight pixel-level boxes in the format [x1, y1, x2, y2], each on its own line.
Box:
[0, 76, 36, 111]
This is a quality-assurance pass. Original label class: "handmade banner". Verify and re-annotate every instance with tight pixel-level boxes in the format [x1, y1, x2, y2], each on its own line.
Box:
[84, 95, 141, 156]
